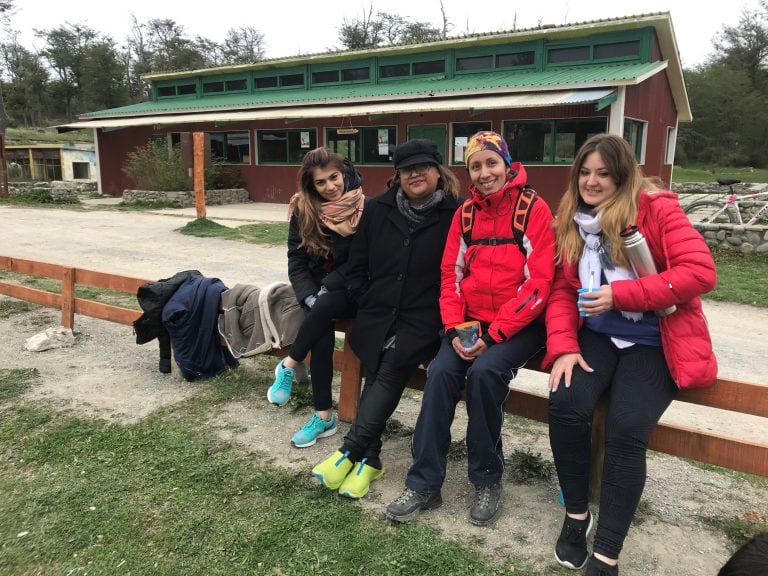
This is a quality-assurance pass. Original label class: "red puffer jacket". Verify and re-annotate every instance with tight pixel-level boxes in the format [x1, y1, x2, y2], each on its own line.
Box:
[543, 191, 718, 389]
[440, 163, 555, 343]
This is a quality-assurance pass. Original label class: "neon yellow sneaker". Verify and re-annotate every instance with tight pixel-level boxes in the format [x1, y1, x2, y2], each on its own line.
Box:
[338, 458, 385, 499]
[311, 450, 353, 490]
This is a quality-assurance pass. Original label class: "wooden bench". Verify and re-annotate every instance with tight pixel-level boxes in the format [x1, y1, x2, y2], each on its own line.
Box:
[2, 255, 766, 487]
[331, 321, 768, 480]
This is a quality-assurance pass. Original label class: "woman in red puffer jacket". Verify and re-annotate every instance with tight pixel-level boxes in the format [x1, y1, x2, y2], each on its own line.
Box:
[545, 134, 717, 576]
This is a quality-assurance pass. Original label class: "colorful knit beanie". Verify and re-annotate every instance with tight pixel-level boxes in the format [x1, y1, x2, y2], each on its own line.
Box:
[464, 131, 512, 166]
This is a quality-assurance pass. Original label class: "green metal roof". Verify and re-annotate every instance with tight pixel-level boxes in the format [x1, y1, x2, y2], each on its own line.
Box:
[82, 62, 665, 119]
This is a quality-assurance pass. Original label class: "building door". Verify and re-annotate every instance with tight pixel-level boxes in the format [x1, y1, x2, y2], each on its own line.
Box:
[407, 124, 446, 165]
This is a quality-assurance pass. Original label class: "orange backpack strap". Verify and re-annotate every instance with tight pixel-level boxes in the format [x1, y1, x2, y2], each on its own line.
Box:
[460, 199, 475, 246]
[512, 185, 537, 247]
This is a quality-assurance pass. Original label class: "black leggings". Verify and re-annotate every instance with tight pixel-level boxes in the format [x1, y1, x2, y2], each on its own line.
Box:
[288, 289, 355, 411]
[340, 349, 419, 469]
[548, 328, 677, 559]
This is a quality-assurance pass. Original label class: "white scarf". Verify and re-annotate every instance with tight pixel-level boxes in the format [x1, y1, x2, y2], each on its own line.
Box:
[573, 210, 642, 323]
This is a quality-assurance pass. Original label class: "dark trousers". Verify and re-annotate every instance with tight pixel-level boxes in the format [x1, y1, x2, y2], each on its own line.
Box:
[288, 289, 355, 411]
[406, 321, 546, 491]
[548, 328, 677, 559]
[340, 349, 419, 469]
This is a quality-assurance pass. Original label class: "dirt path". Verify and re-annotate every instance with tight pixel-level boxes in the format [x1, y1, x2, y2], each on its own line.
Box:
[2, 204, 767, 575]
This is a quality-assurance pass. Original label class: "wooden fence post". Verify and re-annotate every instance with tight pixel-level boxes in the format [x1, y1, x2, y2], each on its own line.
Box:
[60, 267, 75, 329]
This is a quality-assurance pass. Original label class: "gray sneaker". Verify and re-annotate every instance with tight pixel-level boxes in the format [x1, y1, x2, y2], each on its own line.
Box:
[469, 483, 502, 526]
[385, 487, 443, 523]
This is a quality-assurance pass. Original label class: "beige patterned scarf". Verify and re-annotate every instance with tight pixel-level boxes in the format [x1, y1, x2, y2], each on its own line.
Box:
[320, 187, 364, 237]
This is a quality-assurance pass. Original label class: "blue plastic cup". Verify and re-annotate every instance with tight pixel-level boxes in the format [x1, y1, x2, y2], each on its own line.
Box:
[577, 287, 597, 317]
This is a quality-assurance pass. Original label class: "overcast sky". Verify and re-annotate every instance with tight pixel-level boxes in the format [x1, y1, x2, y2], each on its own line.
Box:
[7, 0, 764, 68]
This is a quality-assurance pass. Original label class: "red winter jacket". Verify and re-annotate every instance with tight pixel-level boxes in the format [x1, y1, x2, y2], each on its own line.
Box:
[543, 191, 718, 389]
[440, 163, 555, 343]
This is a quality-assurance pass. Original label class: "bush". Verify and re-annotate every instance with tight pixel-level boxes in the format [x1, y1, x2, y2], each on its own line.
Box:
[122, 142, 191, 191]
[204, 158, 244, 190]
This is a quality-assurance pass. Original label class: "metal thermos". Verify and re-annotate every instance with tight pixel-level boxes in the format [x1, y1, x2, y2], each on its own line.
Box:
[620, 226, 677, 317]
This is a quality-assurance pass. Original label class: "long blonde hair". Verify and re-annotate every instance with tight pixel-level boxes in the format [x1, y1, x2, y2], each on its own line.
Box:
[288, 147, 348, 256]
[554, 133, 658, 268]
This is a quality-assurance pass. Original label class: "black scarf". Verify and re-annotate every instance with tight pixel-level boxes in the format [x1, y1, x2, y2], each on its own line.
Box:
[395, 188, 444, 231]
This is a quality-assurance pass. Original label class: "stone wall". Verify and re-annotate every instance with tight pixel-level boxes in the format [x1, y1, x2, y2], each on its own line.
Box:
[694, 224, 768, 254]
[672, 183, 768, 254]
[121, 188, 249, 207]
[9, 180, 98, 201]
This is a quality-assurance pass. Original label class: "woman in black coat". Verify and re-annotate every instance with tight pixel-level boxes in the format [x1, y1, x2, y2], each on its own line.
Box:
[311, 139, 462, 499]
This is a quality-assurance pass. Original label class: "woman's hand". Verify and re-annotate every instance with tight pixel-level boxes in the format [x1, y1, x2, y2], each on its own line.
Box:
[577, 284, 615, 317]
[549, 353, 593, 392]
[464, 338, 488, 360]
[451, 336, 476, 361]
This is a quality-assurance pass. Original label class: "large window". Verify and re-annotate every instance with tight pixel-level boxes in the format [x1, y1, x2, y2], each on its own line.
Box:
[326, 126, 396, 164]
[257, 129, 317, 164]
[503, 119, 606, 164]
[209, 131, 250, 164]
[451, 122, 492, 165]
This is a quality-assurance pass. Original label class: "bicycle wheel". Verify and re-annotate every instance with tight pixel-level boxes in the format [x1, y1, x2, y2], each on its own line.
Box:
[684, 200, 738, 224]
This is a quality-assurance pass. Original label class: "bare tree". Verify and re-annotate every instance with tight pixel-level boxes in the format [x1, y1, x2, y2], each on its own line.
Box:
[338, 2, 451, 49]
[222, 25, 266, 64]
[438, 1, 453, 39]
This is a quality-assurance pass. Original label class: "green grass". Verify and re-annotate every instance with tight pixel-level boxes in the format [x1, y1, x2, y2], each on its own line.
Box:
[703, 513, 768, 547]
[0, 189, 81, 205]
[505, 449, 555, 485]
[707, 249, 768, 308]
[115, 200, 181, 211]
[0, 299, 37, 318]
[5, 127, 93, 143]
[0, 368, 40, 400]
[673, 165, 768, 184]
[178, 217, 288, 245]
[0, 393, 528, 576]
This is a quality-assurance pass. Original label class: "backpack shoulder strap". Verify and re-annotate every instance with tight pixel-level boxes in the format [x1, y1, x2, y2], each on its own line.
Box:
[460, 199, 474, 246]
[511, 185, 537, 255]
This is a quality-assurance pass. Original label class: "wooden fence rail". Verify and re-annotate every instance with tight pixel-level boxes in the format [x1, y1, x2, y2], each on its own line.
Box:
[2, 255, 766, 480]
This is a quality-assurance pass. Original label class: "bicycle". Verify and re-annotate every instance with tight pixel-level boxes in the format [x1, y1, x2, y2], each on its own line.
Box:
[683, 178, 768, 225]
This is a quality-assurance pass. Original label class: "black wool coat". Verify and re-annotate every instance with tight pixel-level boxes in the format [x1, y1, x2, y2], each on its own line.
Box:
[345, 187, 461, 371]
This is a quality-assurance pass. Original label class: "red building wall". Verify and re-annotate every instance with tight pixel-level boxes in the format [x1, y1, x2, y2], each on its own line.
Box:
[99, 100, 670, 210]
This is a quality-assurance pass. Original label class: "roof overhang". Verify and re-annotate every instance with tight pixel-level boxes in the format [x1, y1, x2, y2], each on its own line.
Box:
[58, 89, 616, 131]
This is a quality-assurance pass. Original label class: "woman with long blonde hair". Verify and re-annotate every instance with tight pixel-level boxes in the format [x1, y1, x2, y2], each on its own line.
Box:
[267, 147, 366, 449]
[545, 134, 717, 575]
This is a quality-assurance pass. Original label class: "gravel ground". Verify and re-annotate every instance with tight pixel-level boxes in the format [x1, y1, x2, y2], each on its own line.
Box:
[1, 204, 767, 575]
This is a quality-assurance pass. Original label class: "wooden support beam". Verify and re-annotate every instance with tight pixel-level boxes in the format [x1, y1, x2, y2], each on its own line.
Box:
[193, 131, 206, 219]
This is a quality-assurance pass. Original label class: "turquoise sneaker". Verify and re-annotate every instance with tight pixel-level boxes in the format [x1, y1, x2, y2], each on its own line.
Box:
[267, 359, 295, 406]
[338, 458, 384, 499]
[292, 412, 337, 448]
[311, 450, 353, 490]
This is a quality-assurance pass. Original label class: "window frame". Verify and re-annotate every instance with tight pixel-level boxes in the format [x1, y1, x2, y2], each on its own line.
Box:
[255, 128, 318, 165]
[450, 121, 493, 165]
[502, 117, 608, 165]
[665, 126, 677, 165]
[208, 130, 252, 165]
[623, 118, 647, 164]
[324, 125, 397, 165]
